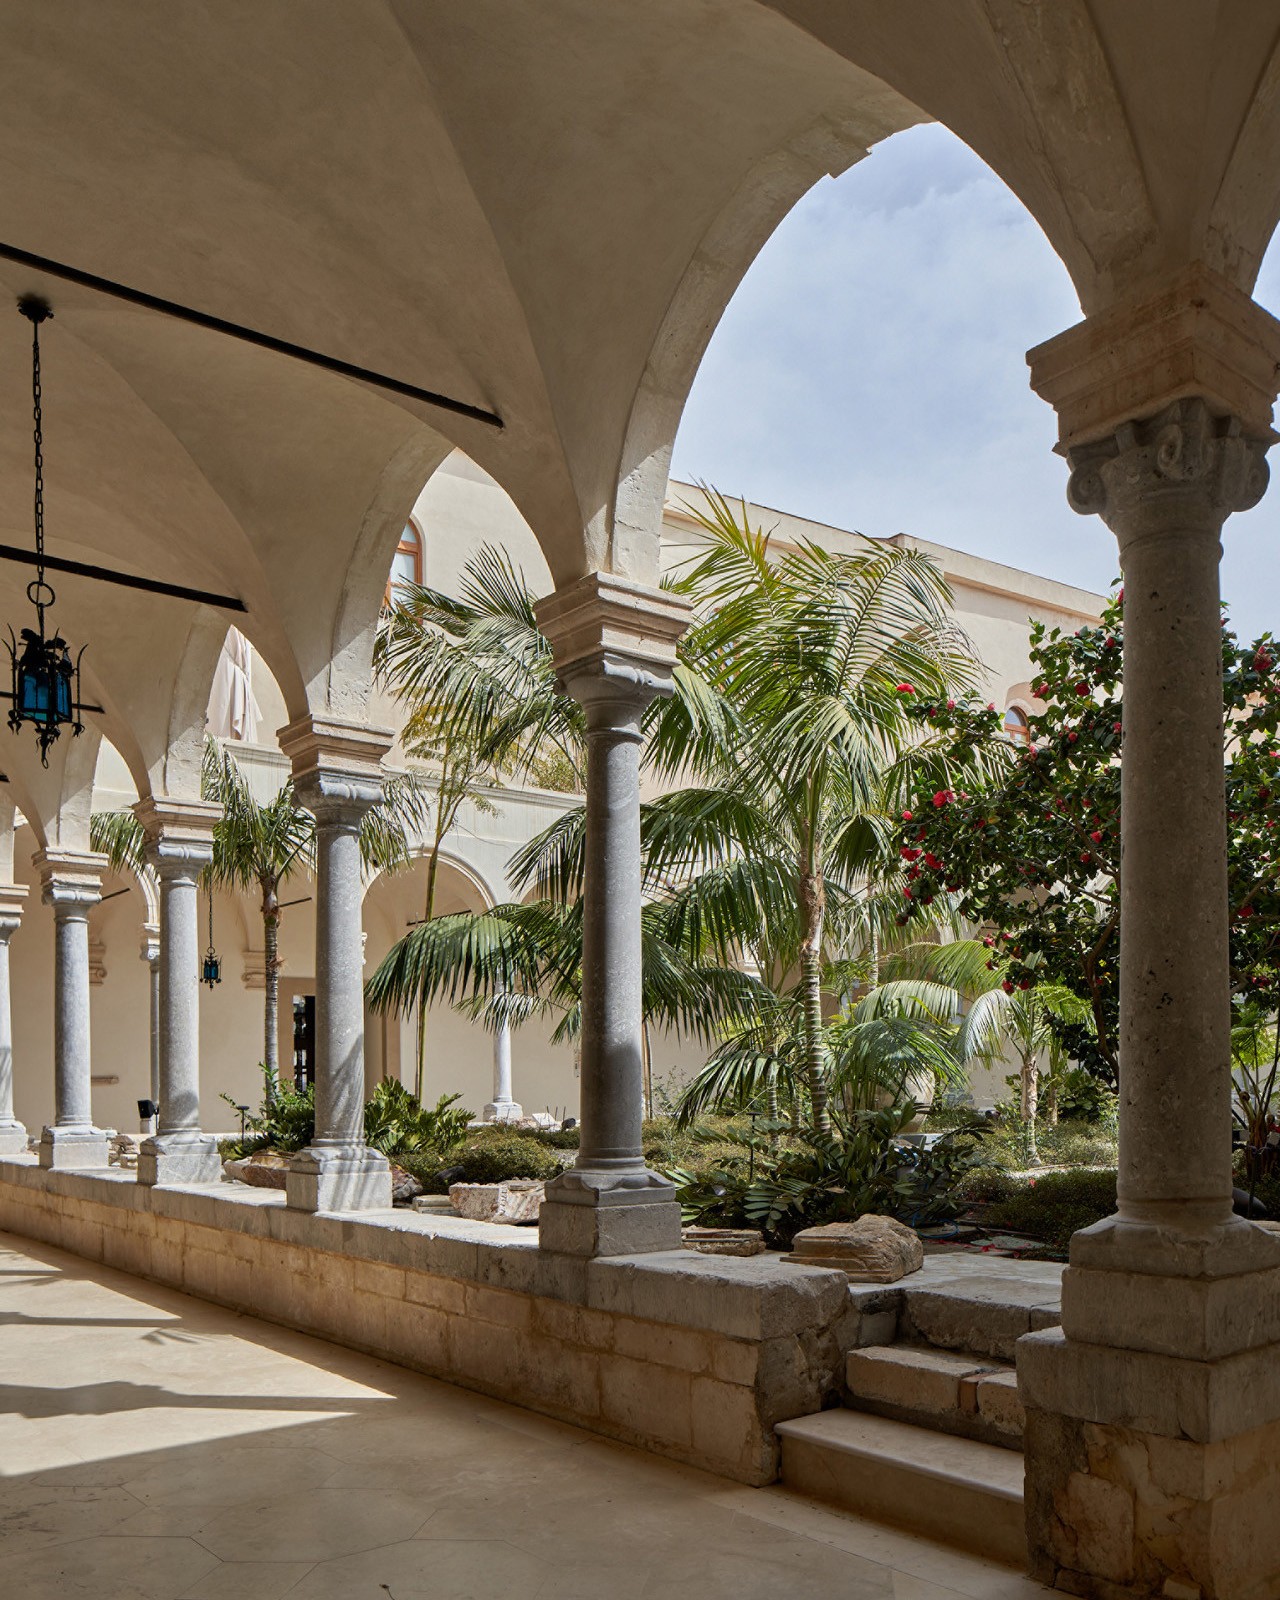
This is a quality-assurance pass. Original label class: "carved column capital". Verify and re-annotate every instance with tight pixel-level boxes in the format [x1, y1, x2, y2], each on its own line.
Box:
[278, 715, 392, 827]
[0, 881, 28, 942]
[34, 849, 105, 915]
[134, 797, 219, 879]
[1064, 397, 1271, 550]
[535, 572, 692, 729]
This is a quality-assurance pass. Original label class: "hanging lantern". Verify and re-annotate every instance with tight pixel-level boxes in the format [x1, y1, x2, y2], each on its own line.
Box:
[202, 888, 222, 988]
[5, 296, 91, 766]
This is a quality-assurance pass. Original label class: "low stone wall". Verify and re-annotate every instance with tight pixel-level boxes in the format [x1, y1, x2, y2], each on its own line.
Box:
[0, 1156, 852, 1484]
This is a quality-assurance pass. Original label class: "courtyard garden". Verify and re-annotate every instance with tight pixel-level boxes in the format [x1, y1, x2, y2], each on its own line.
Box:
[196, 493, 1280, 1261]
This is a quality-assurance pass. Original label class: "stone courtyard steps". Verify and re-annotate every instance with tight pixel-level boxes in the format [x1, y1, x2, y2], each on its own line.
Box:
[776, 1409, 1026, 1565]
[775, 1257, 1060, 1564]
[844, 1342, 1024, 1448]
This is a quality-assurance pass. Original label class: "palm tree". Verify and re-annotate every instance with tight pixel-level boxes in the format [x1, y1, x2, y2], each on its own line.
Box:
[957, 970, 1093, 1166]
[364, 891, 769, 1093]
[92, 738, 429, 1086]
[521, 491, 985, 1134]
[374, 545, 585, 1095]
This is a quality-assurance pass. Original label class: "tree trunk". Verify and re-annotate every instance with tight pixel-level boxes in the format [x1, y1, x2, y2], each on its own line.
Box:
[262, 887, 281, 1092]
[799, 864, 831, 1137]
[414, 842, 442, 1102]
[1020, 1050, 1040, 1165]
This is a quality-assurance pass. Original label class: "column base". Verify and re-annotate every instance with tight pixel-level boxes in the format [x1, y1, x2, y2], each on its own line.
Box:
[136, 1130, 221, 1186]
[537, 1166, 682, 1257]
[1021, 1327, 1280, 1598]
[38, 1125, 109, 1170]
[286, 1143, 392, 1213]
[482, 1100, 523, 1124]
[0, 1119, 28, 1155]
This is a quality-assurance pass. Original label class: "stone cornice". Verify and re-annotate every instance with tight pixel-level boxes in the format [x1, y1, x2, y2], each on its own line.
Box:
[1028, 262, 1280, 451]
[534, 572, 692, 701]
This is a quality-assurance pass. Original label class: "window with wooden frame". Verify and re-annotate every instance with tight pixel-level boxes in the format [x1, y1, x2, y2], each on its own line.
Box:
[385, 521, 422, 606]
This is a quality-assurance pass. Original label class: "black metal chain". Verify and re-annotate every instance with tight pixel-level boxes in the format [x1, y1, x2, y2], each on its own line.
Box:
[30, 312, 43, 614]
[18, 296, 54, 629]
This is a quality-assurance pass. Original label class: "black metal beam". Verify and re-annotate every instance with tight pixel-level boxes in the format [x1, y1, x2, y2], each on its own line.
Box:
[0, 240, 504, 430]
[0, 542, 246, 612]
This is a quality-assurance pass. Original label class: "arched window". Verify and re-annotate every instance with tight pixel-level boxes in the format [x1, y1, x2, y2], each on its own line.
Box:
[386, 522, 422, 604]
[1003, 706, 1030, 747]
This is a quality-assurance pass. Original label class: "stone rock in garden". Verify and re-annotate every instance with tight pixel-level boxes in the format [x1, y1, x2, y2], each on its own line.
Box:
[389, 1164, 424, 1204]
[449, 1179, 544, 1224]
[682, 1226, 766, 1257]
[223, 1151, 290, 1189]
[109, 1133, 138, 1169]
[783, 1215, 924, 1282]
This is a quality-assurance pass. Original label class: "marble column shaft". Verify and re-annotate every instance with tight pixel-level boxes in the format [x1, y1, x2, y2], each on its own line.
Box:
[279, 716, 392, 1213]
[0, 885, 28, 1153]
[36, 852, 108, 1170]
[484, 1011, 520, 1121]
[135, 803, 221, 1185]
[534, 573, 691, 1256]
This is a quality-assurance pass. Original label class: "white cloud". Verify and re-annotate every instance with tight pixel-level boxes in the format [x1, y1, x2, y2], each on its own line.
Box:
[673, 122, 1280, 641]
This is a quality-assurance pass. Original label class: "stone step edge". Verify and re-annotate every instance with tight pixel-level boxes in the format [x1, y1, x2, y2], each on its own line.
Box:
[775, 1408, 1024, 1503]
[776, 1407, 1027, 1564]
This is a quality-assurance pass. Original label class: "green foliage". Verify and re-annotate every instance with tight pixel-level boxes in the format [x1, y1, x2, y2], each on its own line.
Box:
[952, 1114, 1117, 1173]
[403, 1127, 568, 1192]
[1055, 1066, 1119, 1125]
[978, 1168, 1118, 1250]
[662, 1103, 986, 1247]
[221, 1064, 314, 1158]
[362, 1079, 472, 1158]
[896, 593, 1280, 1090]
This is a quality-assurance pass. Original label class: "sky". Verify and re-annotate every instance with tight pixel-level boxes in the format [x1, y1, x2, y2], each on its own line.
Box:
[671, 123, 1280, 643]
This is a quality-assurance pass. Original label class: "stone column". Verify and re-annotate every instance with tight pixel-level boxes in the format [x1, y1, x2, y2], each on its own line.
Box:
[0, 883, 29, 1154]
[36, 851, 109, 1169]
[134, 800, 221, 1184]
[280, 716, 392, 1212]
[483, 1010, 521, 1122]
[534, 573, 691, 1256]
[1021, 265, 1280, 1599]
[140, 923, 160, 1113]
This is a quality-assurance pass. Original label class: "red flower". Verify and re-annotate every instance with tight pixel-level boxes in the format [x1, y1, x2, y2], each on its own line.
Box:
[946, 698, 956, 710]
[982, 936, 994, 947]
[1240, 904, 1256, 919]
[901, 810, 913, 821]
[900, 847, 921, 861]
[1090, 830, 1103, 844]
[903, 886, 913, 899]
[896, 683, 915, 694]
[1080, 851, 1093, 864]
[924, 852, 943, 870]
[1114, 721, 1123, 734]
[1117, 587, 1124, 603]
[1001, 980, 1014, 994]
[932, 789, 955, 807]
[1067, 731, 1078, 743]
[1075, 682, 1090, 696]
[1018, 978, 1032, 990]
[1033, 682, 1047, 697]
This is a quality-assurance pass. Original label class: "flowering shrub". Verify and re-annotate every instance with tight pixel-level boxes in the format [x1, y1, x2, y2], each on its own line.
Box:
[894, 587, 1280, 1086]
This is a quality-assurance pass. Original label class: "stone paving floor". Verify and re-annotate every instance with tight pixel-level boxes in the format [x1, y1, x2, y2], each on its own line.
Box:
[0, 1232, 1050, 1599]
